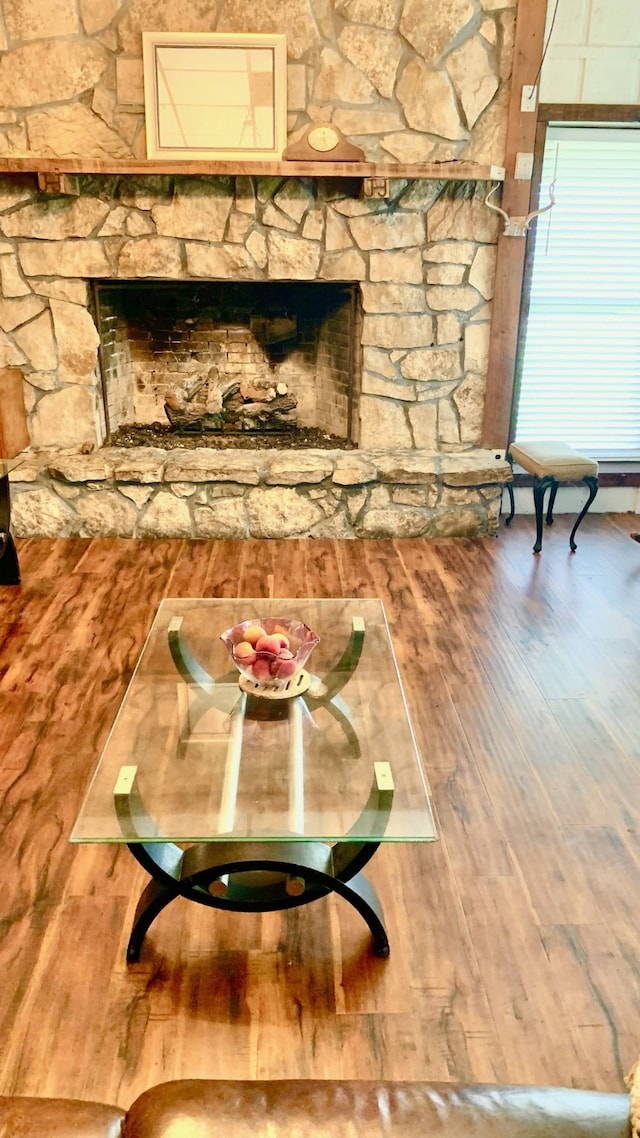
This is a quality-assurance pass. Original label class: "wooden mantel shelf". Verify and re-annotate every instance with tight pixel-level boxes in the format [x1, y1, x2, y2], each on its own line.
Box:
[0, 157, 505, 181]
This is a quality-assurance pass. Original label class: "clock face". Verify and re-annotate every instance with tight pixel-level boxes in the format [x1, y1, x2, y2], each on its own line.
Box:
[307, 124, 340, 153]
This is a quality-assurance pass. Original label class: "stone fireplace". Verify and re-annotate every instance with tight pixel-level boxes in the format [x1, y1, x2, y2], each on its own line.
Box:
[0, 0, 517, 540]
[2, 172, 510, 539]
[94, 279, 361, 443]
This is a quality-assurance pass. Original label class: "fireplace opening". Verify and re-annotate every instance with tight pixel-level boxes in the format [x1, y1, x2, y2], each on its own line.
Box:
[93, 281, 362, 448]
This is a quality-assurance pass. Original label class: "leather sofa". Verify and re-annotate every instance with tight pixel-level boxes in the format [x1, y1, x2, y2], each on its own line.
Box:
[0, 1078, 631, 1138]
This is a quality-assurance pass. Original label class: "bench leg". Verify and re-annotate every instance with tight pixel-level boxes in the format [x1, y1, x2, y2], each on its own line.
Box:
[569, 475, 598, 551]
[504, 482, 515, 525]
[532, 475, 556, 553]
[545, 481, 559, 525]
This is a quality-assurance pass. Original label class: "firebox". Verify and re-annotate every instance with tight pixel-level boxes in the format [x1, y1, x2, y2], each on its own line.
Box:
[93, 281, 362, 445]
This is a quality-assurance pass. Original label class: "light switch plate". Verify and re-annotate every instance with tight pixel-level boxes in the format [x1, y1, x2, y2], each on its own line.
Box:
[515, 152, 534, 179]
[521, 84, 537, 112]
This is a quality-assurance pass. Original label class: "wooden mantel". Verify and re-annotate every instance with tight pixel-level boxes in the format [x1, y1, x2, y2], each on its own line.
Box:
[0, 157, 505, 182]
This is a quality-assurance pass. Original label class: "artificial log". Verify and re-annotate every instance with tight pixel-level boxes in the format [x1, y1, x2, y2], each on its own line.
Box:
[164, 370, 297, 434]
[222, 390, 297, 431]
[164, 370, 237, 431]
[164, 406, 226, 432]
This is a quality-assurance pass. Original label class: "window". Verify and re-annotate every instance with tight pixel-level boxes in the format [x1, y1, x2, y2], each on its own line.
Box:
[514, 126, 640, 460]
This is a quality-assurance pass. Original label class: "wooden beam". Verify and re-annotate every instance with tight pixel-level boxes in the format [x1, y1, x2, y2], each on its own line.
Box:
[0, 368, 29, 458]
[0, 157, 504, 182]
[481, 0, 549, 449]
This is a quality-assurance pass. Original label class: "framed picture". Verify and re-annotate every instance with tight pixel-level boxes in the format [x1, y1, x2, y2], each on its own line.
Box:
[142, 32, 287, 161]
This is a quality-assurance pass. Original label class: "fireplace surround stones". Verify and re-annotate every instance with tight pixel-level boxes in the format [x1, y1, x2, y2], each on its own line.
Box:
[0, 172, 510, 539]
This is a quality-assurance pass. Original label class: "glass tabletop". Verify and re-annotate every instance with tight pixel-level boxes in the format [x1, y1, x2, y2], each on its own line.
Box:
[70, 598, 436, 845]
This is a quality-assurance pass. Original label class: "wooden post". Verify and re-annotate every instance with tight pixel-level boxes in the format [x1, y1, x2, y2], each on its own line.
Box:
[481, 0, 549, 449]
[0, 367, 29, 458]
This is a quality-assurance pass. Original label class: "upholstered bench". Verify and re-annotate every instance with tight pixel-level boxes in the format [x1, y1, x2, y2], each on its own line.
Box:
[505, 440, 599, 553]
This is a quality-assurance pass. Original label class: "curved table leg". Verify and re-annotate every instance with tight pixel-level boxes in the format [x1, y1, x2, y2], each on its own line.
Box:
[114, 696, 394, 962]
[181, 841, 390, 958]
[0, 533, 20, 585]
[117, 770, 392, 961]
[320, 616, 365, 700]
[126, 846, 391, 961]
[0, 473, 20, 585]
[331, 870, 389, 957]
[127, 876, 182, 963]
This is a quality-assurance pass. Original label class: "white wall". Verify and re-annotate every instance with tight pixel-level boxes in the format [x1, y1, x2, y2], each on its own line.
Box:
[540, 0, 640, 103]
[505, 486, 640, 516]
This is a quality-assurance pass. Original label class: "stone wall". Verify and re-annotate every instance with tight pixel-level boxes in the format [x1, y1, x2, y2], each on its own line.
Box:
[0, 0, 515, 165]
[0, 169, 512, 539]
[0, 173, 500, 454]
[0, 0, 516, 539]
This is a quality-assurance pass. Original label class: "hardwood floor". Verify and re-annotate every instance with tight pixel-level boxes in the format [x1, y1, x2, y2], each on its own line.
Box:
[1, 513, 640, 1106]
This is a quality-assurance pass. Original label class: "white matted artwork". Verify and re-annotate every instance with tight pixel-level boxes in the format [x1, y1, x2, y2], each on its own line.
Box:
[142, 32, 287, 160]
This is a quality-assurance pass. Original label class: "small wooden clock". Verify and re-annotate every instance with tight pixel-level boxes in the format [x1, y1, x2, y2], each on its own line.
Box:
[283, 123, 365, 162]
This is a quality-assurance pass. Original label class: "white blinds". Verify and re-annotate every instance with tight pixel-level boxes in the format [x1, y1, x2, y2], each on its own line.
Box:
[515, 126, 640, 460]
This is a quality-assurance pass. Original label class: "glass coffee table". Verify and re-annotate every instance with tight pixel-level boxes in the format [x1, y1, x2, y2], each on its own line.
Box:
[71, 598, 436, 961]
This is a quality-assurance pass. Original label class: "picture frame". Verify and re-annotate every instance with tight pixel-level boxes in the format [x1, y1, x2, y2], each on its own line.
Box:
[142, 32, 287, 161]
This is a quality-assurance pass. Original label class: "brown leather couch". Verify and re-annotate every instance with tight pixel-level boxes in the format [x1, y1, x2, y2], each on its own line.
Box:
[0, 1078, 631, 1138]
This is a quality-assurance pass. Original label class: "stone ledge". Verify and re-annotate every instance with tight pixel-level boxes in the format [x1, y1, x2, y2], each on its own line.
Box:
[9, 446, 511, 540]
[12, 446, 511, 487]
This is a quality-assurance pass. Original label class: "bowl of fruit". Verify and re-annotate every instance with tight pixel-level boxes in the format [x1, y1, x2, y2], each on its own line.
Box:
[220, 617, 320, 693]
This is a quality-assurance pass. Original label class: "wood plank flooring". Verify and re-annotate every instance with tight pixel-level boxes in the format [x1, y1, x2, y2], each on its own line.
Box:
[1, 513, 640, 1105]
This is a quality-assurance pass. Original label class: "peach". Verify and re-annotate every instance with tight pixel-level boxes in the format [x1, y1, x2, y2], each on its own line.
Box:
[255, 634, 282, 655]
[242, 624, 266, 646]
[275, 657, 297, 678]
[234, 642, 257, 664]
[273, 632, 290, 650]
[251, 658, 272, 682]
[277, 648, 294, 660]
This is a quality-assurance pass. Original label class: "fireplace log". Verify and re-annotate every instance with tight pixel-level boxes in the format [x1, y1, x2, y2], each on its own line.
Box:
[240, 395, 297, 418]
[165, 369, 297, 434]
[206, 369, 241, 413]
[236, 393, 297, 430]
[164, 404, 226, 431]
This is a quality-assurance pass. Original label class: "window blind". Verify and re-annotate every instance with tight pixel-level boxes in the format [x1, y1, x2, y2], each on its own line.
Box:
[515, 126, 640, 460]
